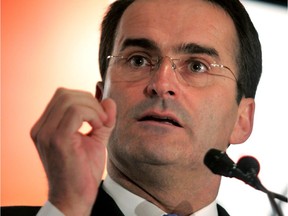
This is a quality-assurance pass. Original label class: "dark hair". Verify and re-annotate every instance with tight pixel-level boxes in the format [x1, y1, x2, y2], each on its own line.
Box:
[205, 0, 262, 101]
[99, 0, 262, 101]
[99, 0, 135, 82]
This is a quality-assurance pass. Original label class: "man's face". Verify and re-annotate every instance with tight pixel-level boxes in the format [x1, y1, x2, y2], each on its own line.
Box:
[102, 0, 252, 177]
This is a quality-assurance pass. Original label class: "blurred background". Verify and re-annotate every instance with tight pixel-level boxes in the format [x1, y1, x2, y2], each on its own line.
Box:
[1, 0, 287, 215]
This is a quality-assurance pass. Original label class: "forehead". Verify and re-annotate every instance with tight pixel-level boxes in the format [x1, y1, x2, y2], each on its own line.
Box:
[114, 0, 238, 63]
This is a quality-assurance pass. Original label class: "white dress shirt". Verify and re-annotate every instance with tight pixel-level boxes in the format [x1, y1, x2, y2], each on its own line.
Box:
[37, 175, 218, 216]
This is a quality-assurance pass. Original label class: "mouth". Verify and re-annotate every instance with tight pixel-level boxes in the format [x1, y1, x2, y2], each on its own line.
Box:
[138, 115, 182, 127]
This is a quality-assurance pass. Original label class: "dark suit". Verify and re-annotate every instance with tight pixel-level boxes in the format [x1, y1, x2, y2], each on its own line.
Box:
[1, 185, 230, 216]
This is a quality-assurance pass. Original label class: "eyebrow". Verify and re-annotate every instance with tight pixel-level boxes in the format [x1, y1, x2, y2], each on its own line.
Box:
[120, 38, 160, 52]
[176, 43, 219, 58]
[120, 38, 219, 59]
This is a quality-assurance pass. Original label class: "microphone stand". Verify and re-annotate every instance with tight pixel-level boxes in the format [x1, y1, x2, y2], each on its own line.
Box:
[243, 171, 287, 216]
[267, 191, 284, 216]
[204, 149, 287, 215]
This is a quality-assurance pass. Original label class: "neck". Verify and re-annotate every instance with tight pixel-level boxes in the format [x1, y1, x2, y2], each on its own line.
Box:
[107, 159, 220, 215]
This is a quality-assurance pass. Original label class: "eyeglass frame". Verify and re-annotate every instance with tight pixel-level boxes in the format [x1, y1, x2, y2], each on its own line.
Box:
[107, 54, 245, 100]
[107, 53, 242, 87]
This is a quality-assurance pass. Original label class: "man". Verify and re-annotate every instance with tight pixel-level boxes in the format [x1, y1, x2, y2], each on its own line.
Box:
[8, 0, 262, 215]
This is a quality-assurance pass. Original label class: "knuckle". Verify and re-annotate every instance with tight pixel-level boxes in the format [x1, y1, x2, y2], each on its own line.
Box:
[59, 93, 73, 105]
[67, 104, 82, 117]
[30, 126, 38, 142]
[55, 87, 68, 97]
[50, 132, 64, 148]
[54, 88, 74, 105]
[33, 127, 61, 150]
[35, 129, 50, 147]
[35, 128, 68, 155]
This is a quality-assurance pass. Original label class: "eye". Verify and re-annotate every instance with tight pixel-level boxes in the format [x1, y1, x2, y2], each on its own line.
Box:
[187, 59, 209, 73]
[127, 55, 151, 69]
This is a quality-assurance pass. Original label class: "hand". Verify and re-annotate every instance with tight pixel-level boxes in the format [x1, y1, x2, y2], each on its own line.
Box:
[30, 88, 116, 216]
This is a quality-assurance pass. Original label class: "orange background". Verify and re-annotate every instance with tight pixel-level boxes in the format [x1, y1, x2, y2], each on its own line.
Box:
[1, 0, 111, 205]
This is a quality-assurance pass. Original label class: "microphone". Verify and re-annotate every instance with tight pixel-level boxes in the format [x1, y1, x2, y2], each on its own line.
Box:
[237, 156, 260, 176]
[236, 155, 262, 190]
[204, 148, 288, 216]
[204, 148, 288, 203]
[204, 148, 252, 185]
[237, 155, 287, 203]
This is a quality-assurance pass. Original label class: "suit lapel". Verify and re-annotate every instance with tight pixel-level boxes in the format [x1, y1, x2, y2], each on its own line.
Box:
[217, 204, 230, 216]
[90, 182, 125, 216]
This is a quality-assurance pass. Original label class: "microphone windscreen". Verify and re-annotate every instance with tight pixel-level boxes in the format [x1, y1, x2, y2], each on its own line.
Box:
[204, 148, 235, 177]
[237, 156, 260, 175]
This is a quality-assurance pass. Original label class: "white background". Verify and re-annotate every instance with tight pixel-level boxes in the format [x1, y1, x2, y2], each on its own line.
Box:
[217, 1, 288, 215]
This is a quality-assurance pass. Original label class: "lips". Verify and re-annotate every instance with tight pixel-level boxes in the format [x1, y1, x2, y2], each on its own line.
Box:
[138, 113, 182, 127]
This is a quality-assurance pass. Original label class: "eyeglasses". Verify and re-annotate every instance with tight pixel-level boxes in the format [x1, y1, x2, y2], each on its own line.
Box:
[107, 53, 238, 88]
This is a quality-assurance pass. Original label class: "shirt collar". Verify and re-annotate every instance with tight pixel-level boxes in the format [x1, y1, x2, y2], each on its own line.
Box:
[103, 175, 218, 216]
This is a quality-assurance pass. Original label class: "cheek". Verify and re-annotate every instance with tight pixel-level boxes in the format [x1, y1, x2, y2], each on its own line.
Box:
[189, 89, 238, 142]
[200, 94, 238, 144]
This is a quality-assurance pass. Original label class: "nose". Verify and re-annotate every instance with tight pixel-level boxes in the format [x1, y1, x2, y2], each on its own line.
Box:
[146, 56, 178, 98]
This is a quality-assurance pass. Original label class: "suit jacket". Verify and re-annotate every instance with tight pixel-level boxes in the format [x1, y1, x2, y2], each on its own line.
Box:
[1, 185, 230, 216]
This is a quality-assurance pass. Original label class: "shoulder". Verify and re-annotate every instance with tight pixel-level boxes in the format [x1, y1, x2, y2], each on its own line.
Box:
[1, 206, 41, 216]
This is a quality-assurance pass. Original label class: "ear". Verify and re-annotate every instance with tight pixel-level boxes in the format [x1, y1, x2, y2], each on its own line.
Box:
[229, 98, 255, 144]
[95, 81, 104, 101]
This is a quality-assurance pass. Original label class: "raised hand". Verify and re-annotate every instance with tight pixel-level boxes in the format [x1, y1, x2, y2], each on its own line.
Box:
[30, 88, 116, 216]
